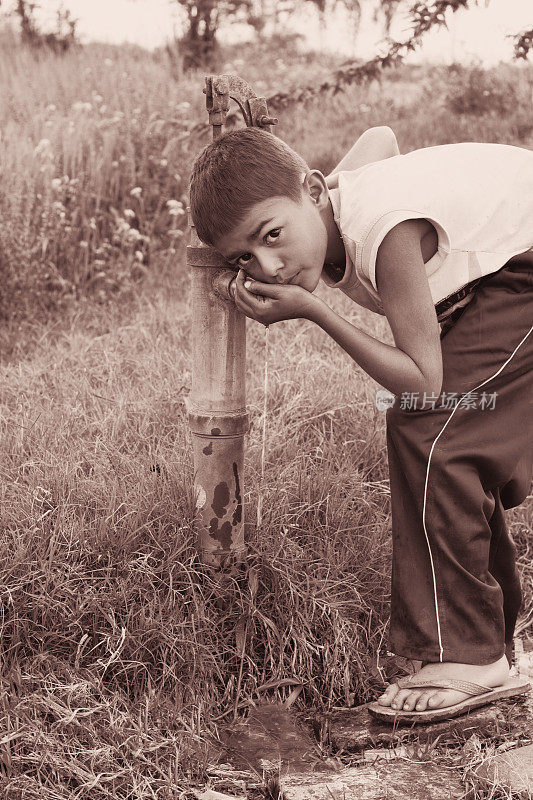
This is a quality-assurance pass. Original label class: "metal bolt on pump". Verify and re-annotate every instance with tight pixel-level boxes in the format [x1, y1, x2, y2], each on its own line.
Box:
[187, 75, 277, 566]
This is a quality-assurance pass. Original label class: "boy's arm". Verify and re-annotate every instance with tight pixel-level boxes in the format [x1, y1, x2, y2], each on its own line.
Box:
[325, 127, 399, 189]
[307, 220, 443, 398]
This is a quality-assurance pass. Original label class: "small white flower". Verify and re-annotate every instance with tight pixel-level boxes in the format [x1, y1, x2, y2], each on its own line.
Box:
[167, 199, 185, 216]
[46, 104, 56, 113]
[93, 93, 103, 104]
[160, 158, 168, 167]
[104, 58, 113, 67]
[72, 101, 92, 113]
[123, 208, 135, 219]
[134, 250, 143, 262]
[111, 160, 119, 168]
[51, 178, 62, 191]
[116, 219, 130, 234]
[34, 138, 51, 157]
[130, 187, 142, 198]
[79, 240, 88, 249]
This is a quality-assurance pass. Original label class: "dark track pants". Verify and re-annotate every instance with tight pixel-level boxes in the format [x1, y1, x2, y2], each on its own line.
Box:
[386, 259, 533, 665]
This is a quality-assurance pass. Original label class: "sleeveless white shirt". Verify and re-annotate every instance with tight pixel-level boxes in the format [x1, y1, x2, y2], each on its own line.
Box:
[323, 142, 533, 318]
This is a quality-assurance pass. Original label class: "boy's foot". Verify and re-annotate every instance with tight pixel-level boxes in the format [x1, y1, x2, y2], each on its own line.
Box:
[376, 655, 510, 712]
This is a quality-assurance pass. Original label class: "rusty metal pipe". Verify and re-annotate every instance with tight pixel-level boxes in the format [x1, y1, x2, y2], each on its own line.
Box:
[187, 226, 247, 566]
[188, 75, 276, 566]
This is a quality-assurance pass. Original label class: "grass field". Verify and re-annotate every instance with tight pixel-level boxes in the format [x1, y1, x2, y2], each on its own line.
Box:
[0, 27, 532, 798]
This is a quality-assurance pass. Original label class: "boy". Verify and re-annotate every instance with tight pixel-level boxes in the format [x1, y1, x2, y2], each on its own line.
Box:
[189, 126, 533, 722]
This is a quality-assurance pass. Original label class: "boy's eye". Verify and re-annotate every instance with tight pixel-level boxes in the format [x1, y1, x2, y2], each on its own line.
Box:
[265, 228, 281, 244]
[236, 253, 254, 267]
[230, 228, 281, 267]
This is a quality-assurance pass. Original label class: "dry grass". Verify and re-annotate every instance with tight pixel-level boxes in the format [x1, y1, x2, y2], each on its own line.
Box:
[0, 30, 532, 799]
[0, 277, 397, 797]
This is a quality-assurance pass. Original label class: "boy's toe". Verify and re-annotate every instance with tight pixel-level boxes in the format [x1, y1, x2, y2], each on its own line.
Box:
[414, 690, 434, 711]
[400, 691, 420, 710]
[376, 684, 398, 706]
[390, 688, 412, 709]
[427, 690, 458, 708]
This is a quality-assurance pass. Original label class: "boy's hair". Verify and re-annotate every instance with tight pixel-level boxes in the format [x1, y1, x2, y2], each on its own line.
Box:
[189, 127, 309, 247]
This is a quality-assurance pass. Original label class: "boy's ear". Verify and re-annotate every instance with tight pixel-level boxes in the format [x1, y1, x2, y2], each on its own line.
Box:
[302, 170, 328, 209]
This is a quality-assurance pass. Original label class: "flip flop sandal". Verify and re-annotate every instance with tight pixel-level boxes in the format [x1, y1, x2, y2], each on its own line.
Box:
[367, 675, 531, 725]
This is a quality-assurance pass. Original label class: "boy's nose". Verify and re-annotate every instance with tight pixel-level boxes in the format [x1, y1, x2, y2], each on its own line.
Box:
[257, 255, 285, 282]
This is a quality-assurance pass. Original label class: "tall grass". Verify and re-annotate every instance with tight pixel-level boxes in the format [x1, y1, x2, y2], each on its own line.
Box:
[0, 31, 532, 798]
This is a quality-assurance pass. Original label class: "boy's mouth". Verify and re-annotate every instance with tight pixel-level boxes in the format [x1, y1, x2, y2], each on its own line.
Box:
[270, 272, 300, 285]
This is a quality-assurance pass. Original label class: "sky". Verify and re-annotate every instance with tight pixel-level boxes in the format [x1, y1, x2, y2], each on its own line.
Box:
[4, 0, 533, 64]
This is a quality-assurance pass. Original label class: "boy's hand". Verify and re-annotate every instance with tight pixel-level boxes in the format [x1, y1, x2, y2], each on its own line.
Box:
[230, 269, 319, 325]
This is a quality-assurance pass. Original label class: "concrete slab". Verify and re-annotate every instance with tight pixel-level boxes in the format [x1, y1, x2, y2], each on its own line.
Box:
[313, 703, 506, 753]
[281, 758, 465, 800]
[473, 743, 533, 798]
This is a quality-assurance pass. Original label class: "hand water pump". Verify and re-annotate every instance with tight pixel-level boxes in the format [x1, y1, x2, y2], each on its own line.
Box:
[187, 75, 277, 566]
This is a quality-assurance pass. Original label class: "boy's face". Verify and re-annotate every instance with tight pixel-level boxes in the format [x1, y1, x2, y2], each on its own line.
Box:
[214, 181, 328, 293]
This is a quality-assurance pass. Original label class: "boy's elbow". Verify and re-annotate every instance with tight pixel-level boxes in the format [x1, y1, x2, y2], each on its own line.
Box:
[423, 370, 443, 399]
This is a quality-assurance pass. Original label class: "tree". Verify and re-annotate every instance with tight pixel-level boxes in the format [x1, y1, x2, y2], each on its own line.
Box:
[174, 0, 364, 68]
[374, 0, 402, 35]
[176, 0, 253, 68]
[174, 0, 532, 70]
[376, 0, 532, 59]
[8, 0, 78, 52]
[259, 0, 532, 112]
